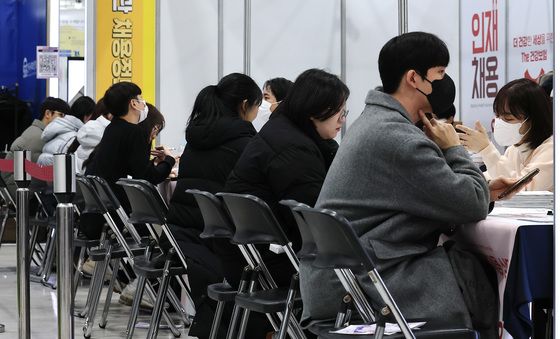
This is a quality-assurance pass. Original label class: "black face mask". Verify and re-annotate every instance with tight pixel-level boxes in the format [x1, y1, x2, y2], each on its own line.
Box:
[416, 73, 456, 117]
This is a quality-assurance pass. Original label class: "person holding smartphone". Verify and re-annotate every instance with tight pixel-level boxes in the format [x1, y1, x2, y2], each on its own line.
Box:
[456, 79, 553, 192]
[299, 32, 522, 339]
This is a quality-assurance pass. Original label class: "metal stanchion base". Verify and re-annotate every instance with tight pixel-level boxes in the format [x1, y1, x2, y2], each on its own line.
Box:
[0, 323, 5, 333]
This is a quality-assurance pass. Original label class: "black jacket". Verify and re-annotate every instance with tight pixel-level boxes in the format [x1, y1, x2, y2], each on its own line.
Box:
[86, 117, 175, 210]
[167, 116, 256, 232]
[225, 114, 338, 251]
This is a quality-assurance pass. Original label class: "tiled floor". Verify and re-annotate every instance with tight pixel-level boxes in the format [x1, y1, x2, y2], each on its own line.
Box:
[0, 244, 196, 338]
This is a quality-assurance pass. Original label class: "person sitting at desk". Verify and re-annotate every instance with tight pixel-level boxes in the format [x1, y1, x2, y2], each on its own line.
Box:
[457, 78, 553, 192]
[299, 32, 520, 339]
[163, 73, 261, 337]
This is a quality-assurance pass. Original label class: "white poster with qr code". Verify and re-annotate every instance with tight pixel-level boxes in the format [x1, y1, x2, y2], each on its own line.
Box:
[36, 46, 59, 79]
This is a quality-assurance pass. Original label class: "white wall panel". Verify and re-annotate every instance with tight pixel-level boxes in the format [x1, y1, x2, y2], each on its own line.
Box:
[159, 0, 219, 148]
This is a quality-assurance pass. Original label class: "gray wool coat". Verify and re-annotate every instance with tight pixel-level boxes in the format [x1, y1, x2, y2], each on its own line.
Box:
[299, 90, 490, 328]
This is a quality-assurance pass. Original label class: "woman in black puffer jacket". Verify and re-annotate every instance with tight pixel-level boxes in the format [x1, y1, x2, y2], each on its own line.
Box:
[163, 73, 261, 338]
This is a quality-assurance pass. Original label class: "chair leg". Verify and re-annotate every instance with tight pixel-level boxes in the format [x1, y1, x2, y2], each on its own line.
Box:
[83, 247, 112, 338]
[41, 228, 56, 288]
[209, 300, 225, 339]
[99, 258, 119, 328]
[0, 207, 8, 248]
[28, 225, 40, 260]
[166, 284, 191, 326]
[146, 260, 173, 339]
[73, 246, 86, 298]
[226, 271, 252, 339]
[276, 274, 299, 339]
[37, 227, 53, 276]
[236, 269, 261, 339]
[125, 275, 147, 339]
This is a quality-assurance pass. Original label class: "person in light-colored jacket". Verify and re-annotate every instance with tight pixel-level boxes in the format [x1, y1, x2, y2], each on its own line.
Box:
[37, 115, 84, 166]
[37, 97, 95, 166]
[76, 99, 113, 173]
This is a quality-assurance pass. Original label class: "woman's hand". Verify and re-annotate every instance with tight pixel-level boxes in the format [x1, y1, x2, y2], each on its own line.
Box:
[455, 121, 490, 153]
[151, 145, 172, 164]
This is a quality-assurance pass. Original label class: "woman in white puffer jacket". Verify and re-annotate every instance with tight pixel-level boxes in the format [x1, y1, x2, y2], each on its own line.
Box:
[37, 96, 94, 166]
[76, 99, 113, 173]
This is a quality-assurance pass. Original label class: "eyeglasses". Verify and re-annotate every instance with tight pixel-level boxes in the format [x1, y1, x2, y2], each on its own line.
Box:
[53, 111, 65, 118]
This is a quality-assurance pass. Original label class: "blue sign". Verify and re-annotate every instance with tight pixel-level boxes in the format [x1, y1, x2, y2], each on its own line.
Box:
[0, 0, 47, 118]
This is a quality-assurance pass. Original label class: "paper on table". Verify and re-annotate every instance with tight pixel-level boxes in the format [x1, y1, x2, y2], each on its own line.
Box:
[489, 207, 553, 223]
[329, 322, 426, 335]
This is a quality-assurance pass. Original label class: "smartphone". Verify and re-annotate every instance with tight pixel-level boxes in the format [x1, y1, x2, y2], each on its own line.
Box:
[497, 168, 540, 199]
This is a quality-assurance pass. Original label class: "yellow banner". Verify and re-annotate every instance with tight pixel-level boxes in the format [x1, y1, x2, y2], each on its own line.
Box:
[95, 0, 156, 104]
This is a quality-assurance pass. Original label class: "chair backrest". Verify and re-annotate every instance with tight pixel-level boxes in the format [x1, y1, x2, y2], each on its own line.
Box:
[217, 192, 289, 246]
[296, 207, 375, 272]
[116, 179, 166, 224]
[118, 177, 168, 211]
[76, 175, 108, 214]
[88, 175, 121, 210]
[186, 189, 235, 239]
[279, 200, 316, 260]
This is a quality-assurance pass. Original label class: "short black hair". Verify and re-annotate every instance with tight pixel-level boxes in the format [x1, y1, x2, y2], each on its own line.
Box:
[379, 32, 450, 94]
[39, 97, 71, 119]
[539, 71, 553, 96]
[264, 78, 294, 101]
[70, 96, 96, 122]
[493, 78, 552, 149]
[103, 82, 142, 117]
[89, 98, 109, 121]
[276, 68, 349, 134]
[437, 104, 456, 120]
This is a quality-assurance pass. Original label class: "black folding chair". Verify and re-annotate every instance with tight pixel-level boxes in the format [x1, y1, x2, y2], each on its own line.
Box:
[76, 176, 185, 339]
[218, 192, 306, 339]
[116, 179, 194, 339]
[188, 188, 258, 339]
[296, 206, 480, 339]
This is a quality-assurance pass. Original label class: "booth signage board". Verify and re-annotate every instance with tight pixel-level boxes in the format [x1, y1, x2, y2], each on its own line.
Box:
[95, 0, 156, 103]
[460, 0, 506, 131]
[36, 46, 59, 79]
[506, 0, 553, 81]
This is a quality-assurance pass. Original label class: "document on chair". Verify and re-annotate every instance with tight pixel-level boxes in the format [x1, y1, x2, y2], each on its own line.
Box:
[329, 321, 426, 335]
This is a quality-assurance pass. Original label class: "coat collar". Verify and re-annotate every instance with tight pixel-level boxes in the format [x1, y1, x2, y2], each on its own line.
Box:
[32, 119, 46, 131]
[364, 90, 413, 123]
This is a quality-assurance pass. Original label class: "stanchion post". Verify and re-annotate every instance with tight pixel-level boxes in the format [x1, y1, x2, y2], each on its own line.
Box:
[14, 150, 31, 339]
[53, 153, 76, 339]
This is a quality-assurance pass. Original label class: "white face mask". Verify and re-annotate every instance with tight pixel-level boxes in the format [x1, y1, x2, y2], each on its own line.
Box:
[136, 99, 148, 123]
[260, 100, 272, 113]
[493, 117, 528, 146]
[252, 100, 273, 131]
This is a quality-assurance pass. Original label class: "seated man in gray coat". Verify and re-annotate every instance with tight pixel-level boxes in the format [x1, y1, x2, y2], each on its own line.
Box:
[299, 32, 518, 338]
[1, 97, 69, 198]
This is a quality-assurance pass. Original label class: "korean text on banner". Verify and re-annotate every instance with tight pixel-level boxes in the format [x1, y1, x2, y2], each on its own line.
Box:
[460, 0, 506, 130]
[95, 0, 156, 104]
